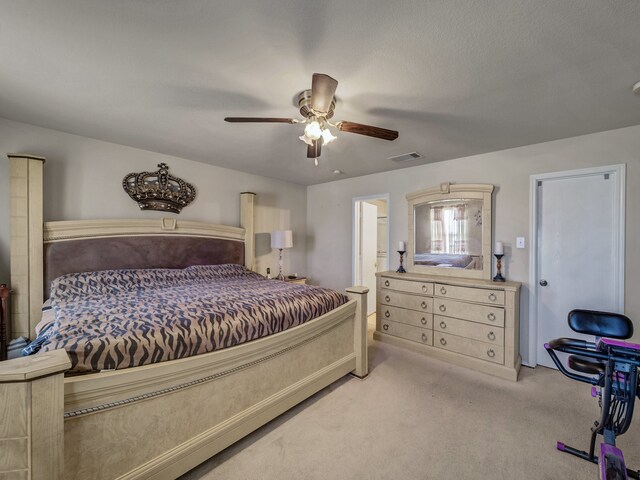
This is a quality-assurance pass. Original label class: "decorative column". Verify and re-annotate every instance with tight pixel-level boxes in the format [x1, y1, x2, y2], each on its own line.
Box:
[8, 154, 45, 339]
[346, 286, 369, 378]
[240, 192, 256, 271]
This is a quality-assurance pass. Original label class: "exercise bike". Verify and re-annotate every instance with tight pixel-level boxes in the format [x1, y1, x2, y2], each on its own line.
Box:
[545, 309, 640, 480]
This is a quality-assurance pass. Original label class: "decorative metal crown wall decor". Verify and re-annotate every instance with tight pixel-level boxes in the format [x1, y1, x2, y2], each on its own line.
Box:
[122, 163, 196, 213]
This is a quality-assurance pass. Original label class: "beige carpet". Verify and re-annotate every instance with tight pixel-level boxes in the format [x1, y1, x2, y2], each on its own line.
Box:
[180, 321, 640, 479]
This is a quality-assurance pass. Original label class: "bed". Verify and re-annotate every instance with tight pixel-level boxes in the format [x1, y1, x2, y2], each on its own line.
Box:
[413, 252, 476, 268]
[28, 263, 352, 374]
[0, 156, 368, 480]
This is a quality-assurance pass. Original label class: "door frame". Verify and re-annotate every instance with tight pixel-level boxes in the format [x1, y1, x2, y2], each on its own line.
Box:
[352, 193, 390, 286]
[527, 164, 625, 366]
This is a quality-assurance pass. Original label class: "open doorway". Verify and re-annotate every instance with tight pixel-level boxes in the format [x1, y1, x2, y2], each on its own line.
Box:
[353, 194, 389, 318]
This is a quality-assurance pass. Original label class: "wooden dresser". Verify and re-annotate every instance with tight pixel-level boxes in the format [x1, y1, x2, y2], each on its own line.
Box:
[374, 271, 521, 381]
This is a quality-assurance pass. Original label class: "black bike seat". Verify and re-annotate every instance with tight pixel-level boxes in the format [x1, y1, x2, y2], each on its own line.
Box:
[568, 355, 606, 375]
[568, 310, 633, 339]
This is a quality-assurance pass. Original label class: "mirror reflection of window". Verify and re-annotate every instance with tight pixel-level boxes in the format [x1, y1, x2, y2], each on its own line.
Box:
[415, 199, 483, 257]
[430, 204, 469, 254]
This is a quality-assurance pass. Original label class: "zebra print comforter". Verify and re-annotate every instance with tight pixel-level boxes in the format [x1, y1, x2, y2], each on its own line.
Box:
[31, 264, 348, 373]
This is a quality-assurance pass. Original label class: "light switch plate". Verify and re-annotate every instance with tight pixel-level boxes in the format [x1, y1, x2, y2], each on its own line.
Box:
[516, 237, 525, 249]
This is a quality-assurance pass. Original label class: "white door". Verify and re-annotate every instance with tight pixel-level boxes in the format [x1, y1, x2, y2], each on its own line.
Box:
[534, 167, 624, 368]
[360, 202, 378, 315]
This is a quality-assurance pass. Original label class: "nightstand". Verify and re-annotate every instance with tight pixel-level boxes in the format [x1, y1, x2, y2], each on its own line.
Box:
[285, 277, 307, 285]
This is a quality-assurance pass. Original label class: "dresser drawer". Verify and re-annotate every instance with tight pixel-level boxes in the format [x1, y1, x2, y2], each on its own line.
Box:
[379, 305, 433, 329]
[434, 315, 504, 346]
[435, 283, 505, 306]
[380, 277, 434, 295]
[379, 320, 432, 345]
[434, 332, 504, 364]
[379, 290, 433, 313]
[434, 298, 504, 327]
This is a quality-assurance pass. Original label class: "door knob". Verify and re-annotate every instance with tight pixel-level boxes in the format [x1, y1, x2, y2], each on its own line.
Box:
[539, 280, 548, 286]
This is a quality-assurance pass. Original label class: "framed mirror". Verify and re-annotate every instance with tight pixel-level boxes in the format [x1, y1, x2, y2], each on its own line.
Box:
[407, 183, 493, 280]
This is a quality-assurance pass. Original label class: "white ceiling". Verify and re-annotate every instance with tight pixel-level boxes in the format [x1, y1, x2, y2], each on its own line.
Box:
[1, 1, 639, 185]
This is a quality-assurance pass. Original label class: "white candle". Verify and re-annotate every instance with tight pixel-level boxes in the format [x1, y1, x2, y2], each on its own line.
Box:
[399, 241, 406, 251]
[495, 241, 504, 255]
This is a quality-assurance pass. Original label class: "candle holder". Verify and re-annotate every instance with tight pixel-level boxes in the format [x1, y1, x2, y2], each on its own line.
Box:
[396, 250, 407, 273]
[493, 254, 505, 282]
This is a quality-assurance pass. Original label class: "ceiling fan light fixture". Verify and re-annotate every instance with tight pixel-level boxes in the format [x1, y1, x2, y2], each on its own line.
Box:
[299, 134, 314, 146]
[321, 128, 337, 144]
[304, 121, 323, 140]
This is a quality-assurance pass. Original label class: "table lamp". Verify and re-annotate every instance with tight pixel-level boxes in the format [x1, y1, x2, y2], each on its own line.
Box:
[271, 230, 293, 280]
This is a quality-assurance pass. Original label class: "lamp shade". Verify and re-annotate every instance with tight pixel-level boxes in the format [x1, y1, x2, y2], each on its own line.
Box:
[271, 230, 293, 249]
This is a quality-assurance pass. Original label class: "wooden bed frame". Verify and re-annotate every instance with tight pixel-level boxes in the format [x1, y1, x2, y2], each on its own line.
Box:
[0, 154, 368, 480]
[0, 284, 9, 360]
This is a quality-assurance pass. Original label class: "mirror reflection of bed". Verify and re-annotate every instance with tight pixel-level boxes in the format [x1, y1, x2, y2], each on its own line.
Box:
[413, 253, 475, 268]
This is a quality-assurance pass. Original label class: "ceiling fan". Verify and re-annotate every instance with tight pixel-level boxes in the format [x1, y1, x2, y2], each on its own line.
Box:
[224, 73, 399, 166]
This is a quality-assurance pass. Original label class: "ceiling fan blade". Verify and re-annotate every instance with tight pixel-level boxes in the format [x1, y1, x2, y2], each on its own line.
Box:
[307, 138, 323, 159]
[311, 74, 338, 114]
[336, 121, 399, 141]
[224, 117, 297, 123]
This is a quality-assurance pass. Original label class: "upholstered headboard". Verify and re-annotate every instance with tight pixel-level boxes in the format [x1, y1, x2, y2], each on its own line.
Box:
[43, 236, 244, 299]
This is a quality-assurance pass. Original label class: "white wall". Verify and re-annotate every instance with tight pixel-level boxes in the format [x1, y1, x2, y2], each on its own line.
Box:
[0, 118, 307, 286]
[307, 125, 640, 363]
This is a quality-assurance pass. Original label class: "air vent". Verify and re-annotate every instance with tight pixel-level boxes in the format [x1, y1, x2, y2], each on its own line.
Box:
[388, 152, 422, 162]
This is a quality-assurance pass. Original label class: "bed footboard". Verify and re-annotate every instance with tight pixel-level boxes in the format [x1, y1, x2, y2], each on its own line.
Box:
[0, 288, 367, 480]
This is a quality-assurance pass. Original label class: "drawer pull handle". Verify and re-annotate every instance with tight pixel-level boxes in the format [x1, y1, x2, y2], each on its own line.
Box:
[489, 293, 497, 301]
[421, 317, 427, 325]
[385, 295, 391, 302]
[440, 286, 447, 295]
[487, 312, 496, 321]
[440, 337, 447, 346]
[439, 321, 447, 329]
[487, 349, 496, 358]
[421, 301, 428, 309]
[384, 280, 390, 287]
[383, 324, 389, 331]
[487, 331, 496, 341]
[421, 333, 428, 342]
[385, 310, 390, 318]
[439, 304, 446, 312]
[422, 284, 428, 292]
